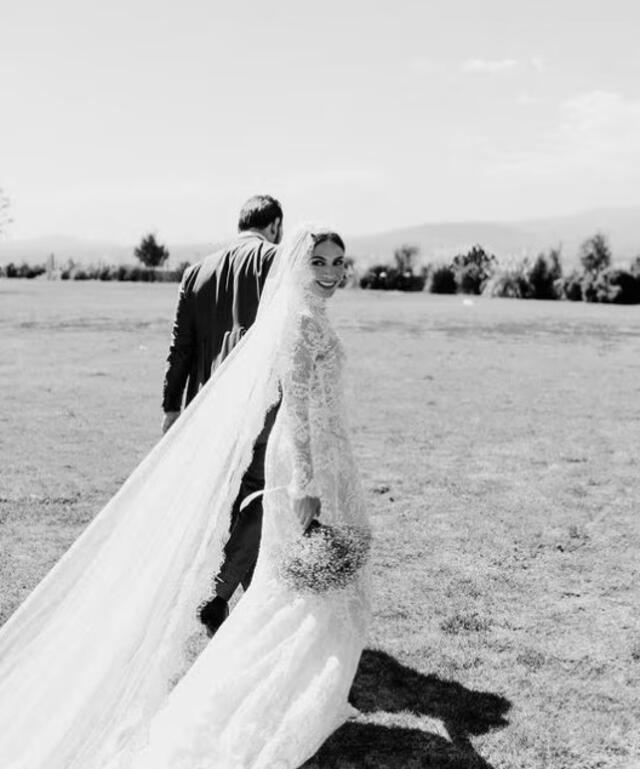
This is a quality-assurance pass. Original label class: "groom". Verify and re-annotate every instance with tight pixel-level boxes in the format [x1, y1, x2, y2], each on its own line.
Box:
[162, 194, 283, 636]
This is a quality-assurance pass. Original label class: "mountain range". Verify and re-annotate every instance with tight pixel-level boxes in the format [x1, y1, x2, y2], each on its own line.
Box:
[347, 207, 640, 267]
[1, 207, 639, 269]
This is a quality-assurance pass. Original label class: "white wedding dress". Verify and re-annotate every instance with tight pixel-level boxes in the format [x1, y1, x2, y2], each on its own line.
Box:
[0, 225, 371, 769]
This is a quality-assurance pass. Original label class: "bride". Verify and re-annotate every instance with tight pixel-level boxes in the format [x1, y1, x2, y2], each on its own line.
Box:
[0, 223, 371, 769]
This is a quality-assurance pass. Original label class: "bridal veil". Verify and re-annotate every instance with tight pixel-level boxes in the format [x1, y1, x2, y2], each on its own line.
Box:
[0, 225, 332, 769]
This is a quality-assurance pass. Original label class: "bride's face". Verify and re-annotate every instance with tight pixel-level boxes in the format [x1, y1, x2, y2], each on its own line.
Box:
[307, 240, 346, 299]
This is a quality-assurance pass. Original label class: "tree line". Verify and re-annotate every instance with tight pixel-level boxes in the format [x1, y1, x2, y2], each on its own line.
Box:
[359, 234, 640, 304]
[0, 231, 191, 282]
[2, 199, 640, 304]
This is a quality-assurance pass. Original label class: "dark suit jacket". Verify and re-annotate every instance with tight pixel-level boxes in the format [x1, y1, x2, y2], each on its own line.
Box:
[162, 233, 277, 412]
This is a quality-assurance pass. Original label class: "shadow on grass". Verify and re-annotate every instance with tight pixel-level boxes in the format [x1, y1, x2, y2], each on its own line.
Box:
[304, 649, 511, 768]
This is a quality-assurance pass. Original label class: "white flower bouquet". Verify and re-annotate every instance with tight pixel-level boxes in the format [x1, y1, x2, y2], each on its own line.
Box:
[278, 520, 371, 594]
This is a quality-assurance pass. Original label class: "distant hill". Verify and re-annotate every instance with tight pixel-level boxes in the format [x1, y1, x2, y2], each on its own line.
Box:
[347, 207, 640, 267]
[2, 207, 639, 268]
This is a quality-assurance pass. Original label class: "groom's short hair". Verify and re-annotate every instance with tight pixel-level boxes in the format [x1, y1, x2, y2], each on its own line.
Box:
[238, 195, 283, 232]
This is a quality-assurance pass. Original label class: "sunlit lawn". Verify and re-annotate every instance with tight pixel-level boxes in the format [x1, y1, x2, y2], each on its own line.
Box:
[1, 279, 639, 768]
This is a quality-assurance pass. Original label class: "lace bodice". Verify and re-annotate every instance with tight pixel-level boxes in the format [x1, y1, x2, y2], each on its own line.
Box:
[275, 302, 366, 531]
[280, 306, 344, 493]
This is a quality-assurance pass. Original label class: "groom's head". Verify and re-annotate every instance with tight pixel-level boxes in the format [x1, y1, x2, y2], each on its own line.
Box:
[238, 195, 283, 244]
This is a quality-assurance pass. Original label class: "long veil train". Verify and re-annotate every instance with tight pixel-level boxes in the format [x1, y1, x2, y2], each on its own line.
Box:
[0, 225, 363, 769]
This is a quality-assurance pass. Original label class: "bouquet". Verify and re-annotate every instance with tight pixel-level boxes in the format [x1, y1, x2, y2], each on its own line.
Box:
[278, 520, 371, 594]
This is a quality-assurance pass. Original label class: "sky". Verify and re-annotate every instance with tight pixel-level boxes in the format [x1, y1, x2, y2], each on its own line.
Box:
[1, 0, 640, 243]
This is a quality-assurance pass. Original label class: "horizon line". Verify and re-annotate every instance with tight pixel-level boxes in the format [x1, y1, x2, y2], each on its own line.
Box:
[2, 203, 640, 247]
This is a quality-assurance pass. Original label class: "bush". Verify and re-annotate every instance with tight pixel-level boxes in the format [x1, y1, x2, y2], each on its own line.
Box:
[484, 265, 530, 298]
[112, 264, 168, 281]
[140, 267, 157, 282]
[70, 265, 103, 280]
[359, 265, 391, 290]
[98, 265, 115, 281]
[30, 265, 47, 278]
[360, 263, 425, 291]
[525, 248, 562, 299]
[588, 268, 640, 304]
[360, 265, 391, 290]
[581, 273, 599, 303]
[393, 270, 426, 291]
[1, 261, 47, 279]
[555, 271, 583, 301]
[129, 266, 144, 282]
[452, 245, 496, 295]
[427, 264, 457, 294]
[359, 243, 426, 292]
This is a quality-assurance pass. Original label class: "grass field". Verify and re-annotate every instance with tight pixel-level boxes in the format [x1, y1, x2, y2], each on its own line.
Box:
[1, 279, 639, 768]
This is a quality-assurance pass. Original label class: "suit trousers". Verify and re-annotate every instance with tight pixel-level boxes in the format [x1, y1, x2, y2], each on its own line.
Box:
[213, 403, 279, 601]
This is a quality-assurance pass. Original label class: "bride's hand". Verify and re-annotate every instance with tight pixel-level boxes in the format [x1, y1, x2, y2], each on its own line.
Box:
[291, 495, 321, 531]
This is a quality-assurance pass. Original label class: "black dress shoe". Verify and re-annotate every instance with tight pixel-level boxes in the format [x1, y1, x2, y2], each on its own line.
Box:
[198, 596, 229, 638]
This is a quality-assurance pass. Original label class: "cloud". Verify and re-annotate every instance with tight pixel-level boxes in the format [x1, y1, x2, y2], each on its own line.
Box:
[531, 56, 546, 73]
[461, 58, 518, 73]
[493, 90, 640, 179]
[560, 90, 640, 155]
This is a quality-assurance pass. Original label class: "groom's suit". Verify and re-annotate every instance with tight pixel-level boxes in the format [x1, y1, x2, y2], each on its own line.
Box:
[162, 231, 278, 600]
[162, 231, 277, 411]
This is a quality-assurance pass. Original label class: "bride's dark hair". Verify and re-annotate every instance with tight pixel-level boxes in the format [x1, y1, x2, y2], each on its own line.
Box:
[311, 229, 345, 252]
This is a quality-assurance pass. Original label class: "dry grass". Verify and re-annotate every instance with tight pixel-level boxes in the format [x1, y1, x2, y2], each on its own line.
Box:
[1, 280, 640, 768]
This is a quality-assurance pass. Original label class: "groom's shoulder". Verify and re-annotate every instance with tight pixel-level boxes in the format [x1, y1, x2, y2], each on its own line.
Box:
[187, 240, 234, 287]
[206, 236, 276, 276]
[231, 234, 277, 265]
[188, 235, 276, 292]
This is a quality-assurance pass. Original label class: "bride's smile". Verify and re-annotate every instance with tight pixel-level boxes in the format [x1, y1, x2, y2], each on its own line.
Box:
[307, 236, 346, 298]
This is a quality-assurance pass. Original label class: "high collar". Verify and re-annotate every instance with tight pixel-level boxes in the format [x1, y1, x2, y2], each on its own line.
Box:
[237, 230, 268, 242]
[301, 285, 330, 314]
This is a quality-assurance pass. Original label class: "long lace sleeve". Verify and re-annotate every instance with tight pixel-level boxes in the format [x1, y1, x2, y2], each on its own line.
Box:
[283, 313, 321, 499]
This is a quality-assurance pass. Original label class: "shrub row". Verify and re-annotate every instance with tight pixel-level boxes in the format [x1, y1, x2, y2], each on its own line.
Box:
[361, 244, 500, 295]
[60, 263, 191, 282]
[360, 265, 426, 291]
[0, 262, 191, 282]
[364, 234, 640, 304]
[1, 262, 47, 279]
[483, 250, 562, 300]
[360, 245, 426, 292]
[487, 242, 640, 304]
[556, 265, 640, 304]
[422, 245, 499, 295]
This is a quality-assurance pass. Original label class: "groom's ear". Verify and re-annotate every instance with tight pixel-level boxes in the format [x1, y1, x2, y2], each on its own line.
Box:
[269, 218, 283, 245]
